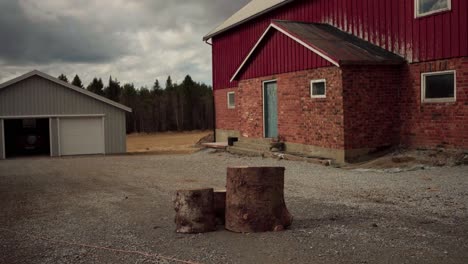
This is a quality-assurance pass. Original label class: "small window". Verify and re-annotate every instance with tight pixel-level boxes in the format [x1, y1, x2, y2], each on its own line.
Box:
[415, 0, 451, 18]
[227, 92, 235, 109]
[310, 79, 326, 98]
[422, 70, 456, 103]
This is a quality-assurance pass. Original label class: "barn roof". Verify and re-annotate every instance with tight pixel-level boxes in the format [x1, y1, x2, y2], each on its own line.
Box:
[0, 70, 132, 112]
[203, 0, 293, 41]
[231, 21, 405, 81]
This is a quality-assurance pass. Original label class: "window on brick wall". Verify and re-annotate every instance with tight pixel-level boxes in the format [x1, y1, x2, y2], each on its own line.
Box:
[310, 79, 326, 98]
[227, 92, 235, 109]
[415, 0, 451, 18]
[422, 70, 456, 103]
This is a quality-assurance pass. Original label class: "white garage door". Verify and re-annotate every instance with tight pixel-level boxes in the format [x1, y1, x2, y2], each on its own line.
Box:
[59, 117, 104, 156]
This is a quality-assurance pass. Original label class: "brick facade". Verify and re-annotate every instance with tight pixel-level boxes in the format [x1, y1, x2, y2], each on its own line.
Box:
[215, 57, 468, 161]
[214, 87, 238, 131]
[342, 65, 402, 151]
[400, 57, 468, 149]
[238, 67, 345, 150]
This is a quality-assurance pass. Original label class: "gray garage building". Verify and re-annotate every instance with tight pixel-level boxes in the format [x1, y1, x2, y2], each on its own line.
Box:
[0, 70, 131, 159]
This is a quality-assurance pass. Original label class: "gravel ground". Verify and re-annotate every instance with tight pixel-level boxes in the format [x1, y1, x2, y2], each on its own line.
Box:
[0, 150, 467, 264]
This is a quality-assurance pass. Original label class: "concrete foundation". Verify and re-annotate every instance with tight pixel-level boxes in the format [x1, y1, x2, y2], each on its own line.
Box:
[215, 129, 240, 143]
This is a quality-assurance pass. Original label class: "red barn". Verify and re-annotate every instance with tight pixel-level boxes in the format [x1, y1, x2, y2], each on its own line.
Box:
[203, 0, 468, 163]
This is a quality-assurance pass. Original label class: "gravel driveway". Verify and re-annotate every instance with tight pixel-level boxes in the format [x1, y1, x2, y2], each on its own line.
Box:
[0, 150, 467, 264]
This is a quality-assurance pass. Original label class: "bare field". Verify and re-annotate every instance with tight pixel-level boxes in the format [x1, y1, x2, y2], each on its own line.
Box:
[126, 131, 212, 154]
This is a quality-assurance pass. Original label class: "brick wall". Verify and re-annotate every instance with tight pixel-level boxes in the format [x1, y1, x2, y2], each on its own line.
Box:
[214, 57, 468, 159]
[237, 67, 345, 149]
[400, 57, 468, 149]
[342, 65, 402, 150]
[214, 88, 238, 131]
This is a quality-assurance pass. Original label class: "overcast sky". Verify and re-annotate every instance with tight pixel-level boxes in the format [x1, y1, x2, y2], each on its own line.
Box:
[0, 0, 250, 88]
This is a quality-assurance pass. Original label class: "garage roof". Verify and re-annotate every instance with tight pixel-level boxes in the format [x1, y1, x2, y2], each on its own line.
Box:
[231, 21, 405, 81]
[203, 0, 294, 41]
[0, 70, 132, 112]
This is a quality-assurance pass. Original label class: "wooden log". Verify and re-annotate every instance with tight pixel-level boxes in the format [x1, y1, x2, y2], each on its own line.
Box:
[213, 189, 226, 225]
[173, 188, 216, 233]
[225, 167, 293, 233]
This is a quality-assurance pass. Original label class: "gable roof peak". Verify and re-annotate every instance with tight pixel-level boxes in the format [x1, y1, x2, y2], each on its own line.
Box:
[0, 70, 132, 112]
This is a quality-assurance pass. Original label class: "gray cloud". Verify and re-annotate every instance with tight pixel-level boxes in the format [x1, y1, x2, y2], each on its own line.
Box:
[0, 0, 250, 87]
[0, 1, 130, 64]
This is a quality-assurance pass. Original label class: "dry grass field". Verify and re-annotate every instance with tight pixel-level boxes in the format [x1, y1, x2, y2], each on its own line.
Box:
[126, 131, 212, 154]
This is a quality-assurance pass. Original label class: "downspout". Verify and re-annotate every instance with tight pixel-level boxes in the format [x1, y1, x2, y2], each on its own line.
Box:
[205, 38, 216, 142]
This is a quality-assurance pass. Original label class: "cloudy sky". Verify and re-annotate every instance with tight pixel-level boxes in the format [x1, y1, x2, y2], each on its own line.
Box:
[0, 0, 250, 88]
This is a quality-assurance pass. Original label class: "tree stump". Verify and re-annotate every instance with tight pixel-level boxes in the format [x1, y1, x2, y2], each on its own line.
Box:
[225, 167, 293, 233]
[174, 188, 216, 233]
[213, 189, 226, 225]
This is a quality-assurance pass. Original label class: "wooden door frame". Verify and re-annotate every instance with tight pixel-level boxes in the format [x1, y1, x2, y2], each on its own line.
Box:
[262, 79, 277, 138]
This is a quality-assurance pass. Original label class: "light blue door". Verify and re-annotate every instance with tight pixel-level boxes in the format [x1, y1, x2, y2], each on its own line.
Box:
[263, 81, 278, 138]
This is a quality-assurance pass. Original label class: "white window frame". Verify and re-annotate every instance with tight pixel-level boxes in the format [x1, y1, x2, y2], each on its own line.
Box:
[415, 0, 451, 18]
[310, 79, 327, 98]
[421, 70, 456, 103]
[227, 91, 235, 109]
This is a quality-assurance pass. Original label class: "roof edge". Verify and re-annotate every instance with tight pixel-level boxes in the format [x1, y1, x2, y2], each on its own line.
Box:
[230, 22, 341, 82]
[203, 0, 294, 41]
[0, 70, 132, 112]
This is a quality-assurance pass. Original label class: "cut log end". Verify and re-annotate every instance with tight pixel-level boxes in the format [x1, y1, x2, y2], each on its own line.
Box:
[225, 167, 293, 233]
[174, 188, 216, 233]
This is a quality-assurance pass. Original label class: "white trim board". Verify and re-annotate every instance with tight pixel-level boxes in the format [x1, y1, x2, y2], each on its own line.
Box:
[57, 118, 61, 157]
[421, 70, 456, 103]
[49, 118, 53, 157]
[415, 0, 451, 18]
[101, 116, 106, 154]
[0, 70, 132, 112]
[227, 91, 236, 109]
[230, 23, 340, 82]
[310, 79, 327, 98]
[0, 114, 105, 119]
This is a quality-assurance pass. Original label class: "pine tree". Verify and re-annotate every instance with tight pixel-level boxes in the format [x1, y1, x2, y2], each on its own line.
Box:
[152, 79, 162, 95]
[121, 83, 138, 132]
[58, 74, 68, 83]
[71, 74, 84, 88]
[87, 78, 105, 95]
[104, 76, 122, 102]
[165, 76, 173, 90]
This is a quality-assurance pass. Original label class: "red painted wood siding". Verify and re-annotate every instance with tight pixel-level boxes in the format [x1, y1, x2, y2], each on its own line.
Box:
[238, 30, 332, 80]
[212, 0, 468, 90]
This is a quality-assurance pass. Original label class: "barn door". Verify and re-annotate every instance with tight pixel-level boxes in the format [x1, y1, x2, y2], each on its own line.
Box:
[263, 81, 278, 138]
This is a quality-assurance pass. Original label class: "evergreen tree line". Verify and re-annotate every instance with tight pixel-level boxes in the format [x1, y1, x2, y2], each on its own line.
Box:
[58, 74, 214, 133]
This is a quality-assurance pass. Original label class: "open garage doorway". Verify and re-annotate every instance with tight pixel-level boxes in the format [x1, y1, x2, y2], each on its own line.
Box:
[4, 118, 50, 158]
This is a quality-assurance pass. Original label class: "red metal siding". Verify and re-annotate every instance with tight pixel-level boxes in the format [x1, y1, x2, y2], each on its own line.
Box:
[238, 30, 332, 80]
[212, 0, 468, 90]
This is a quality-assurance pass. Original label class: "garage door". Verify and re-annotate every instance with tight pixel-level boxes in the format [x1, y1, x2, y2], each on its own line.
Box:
[59, 117, 104, 156]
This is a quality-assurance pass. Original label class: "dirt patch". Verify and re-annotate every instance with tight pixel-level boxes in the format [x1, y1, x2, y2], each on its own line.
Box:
[127, 131, 212, 154]
[345, 148, 468, 172]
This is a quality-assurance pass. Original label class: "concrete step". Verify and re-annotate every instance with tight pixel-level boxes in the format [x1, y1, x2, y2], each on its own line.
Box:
[237, 137, 272, 146]
[233, 141, 272, 152]
[227, 146, 265, 157]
